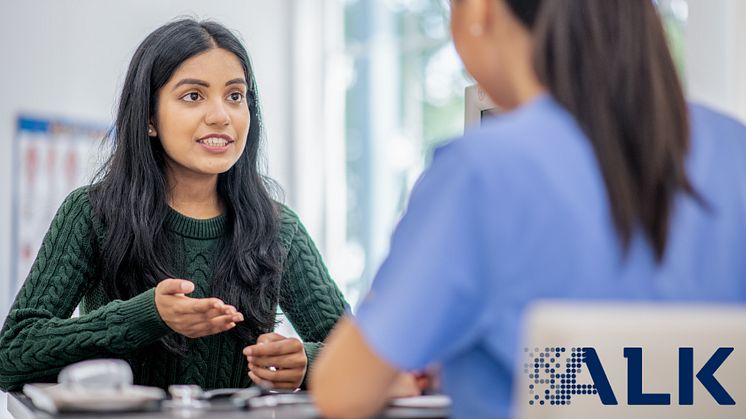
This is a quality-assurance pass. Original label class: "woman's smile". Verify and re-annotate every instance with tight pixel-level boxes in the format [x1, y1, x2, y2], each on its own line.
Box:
[197, 133, 235, 153]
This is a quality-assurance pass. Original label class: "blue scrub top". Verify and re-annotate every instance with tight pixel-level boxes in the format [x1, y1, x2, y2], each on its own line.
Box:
[355, 94, 746, 418]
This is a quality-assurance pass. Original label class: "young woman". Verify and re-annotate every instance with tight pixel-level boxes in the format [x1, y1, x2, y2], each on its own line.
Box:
[0, 19, 348, 392]
[311, 0, 746, 417]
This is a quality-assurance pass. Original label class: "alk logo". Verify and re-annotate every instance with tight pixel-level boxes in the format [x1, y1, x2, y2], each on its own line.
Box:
[524, 347, 735, 406]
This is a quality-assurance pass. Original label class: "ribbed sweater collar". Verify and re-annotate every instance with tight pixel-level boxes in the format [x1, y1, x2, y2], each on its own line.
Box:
[165, 208, 225, 239]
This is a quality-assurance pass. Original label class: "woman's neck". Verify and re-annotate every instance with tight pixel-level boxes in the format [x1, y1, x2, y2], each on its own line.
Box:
[166, 169, 223, 219]
[482, 18, 546, 111]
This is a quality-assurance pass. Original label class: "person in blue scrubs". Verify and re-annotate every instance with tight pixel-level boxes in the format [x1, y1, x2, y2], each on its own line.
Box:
[310, 0, 746, 417]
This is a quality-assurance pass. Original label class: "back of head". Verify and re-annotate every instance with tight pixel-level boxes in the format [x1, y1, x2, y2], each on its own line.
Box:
[505, 0, 695, 261]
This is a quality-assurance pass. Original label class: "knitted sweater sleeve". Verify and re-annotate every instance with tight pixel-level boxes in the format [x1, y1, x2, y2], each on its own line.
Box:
[276, 207, 348, 371]
[0, 188, 172, 391]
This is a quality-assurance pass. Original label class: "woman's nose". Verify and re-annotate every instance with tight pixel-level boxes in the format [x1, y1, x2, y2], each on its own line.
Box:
[204, 99, 230, 126]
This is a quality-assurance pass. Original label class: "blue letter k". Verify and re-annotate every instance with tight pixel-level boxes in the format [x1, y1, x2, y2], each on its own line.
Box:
[680, 347, 735, 405]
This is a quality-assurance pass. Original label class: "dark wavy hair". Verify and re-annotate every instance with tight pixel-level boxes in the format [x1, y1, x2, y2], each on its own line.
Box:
[504, 0, 700, 261]
[90, 19, 283, 353]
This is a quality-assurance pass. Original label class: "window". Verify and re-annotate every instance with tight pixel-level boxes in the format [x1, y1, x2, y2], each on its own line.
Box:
[656, 0, 689, 73]
[332, 0, 468, 306]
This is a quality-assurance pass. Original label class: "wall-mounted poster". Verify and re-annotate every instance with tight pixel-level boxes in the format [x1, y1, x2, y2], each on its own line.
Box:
[11, 116, 107, 303]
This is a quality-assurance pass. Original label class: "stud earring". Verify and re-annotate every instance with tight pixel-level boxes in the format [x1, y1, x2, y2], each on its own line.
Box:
[148, 127, 154, 135]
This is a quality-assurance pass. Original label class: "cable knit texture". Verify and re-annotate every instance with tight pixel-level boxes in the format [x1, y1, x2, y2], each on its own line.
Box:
[0, 186, 348, 391]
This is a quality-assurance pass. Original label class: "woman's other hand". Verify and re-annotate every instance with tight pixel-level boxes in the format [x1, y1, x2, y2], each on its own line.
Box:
[155, 278, 243, 338]
[387, 372, 425, 399]
[243, 332, 307, 390]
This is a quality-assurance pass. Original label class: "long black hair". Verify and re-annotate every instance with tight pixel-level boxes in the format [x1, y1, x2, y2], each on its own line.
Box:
[504, 0, 697, 261]
[90, 19, 283, 353]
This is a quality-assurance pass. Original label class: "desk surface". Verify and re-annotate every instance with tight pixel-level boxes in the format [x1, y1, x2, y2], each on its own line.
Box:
[6, 392, 449, 419]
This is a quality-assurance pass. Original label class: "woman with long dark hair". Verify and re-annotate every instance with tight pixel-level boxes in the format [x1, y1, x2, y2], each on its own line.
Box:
[0, 19, 348, 391]
[311, 0, 746, 417]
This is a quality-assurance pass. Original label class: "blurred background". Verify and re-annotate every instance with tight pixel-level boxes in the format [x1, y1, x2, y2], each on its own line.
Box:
[0, 0, 744, 415]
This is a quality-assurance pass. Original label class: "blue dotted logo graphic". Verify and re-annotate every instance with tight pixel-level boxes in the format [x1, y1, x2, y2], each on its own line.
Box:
[523, 347, 598, 406]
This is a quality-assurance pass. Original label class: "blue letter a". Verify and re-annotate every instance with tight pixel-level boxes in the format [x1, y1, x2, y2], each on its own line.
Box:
[582, 348, 618, 405]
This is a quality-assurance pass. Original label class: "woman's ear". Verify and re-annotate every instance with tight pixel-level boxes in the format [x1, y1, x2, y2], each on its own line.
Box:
[460, 0, 490, 38]
[148, 123, 157, 138]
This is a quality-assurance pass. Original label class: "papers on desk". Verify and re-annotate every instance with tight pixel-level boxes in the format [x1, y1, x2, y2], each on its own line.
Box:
[389, 394, 452, 408]
[22, 383, 165, 414]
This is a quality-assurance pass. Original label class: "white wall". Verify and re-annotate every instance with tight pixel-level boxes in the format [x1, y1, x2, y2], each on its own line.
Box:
[685, 0, 746, 122]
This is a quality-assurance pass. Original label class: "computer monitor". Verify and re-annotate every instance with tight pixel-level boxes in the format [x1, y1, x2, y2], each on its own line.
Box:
[464, 84, 499, 129]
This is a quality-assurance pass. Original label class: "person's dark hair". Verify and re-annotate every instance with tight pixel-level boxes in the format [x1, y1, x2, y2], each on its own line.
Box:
[504, 0, 698, 261]
[90, 19, 283, 353]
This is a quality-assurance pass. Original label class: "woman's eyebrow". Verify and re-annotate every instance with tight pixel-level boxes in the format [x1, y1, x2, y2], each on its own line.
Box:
[225, 78, 248, 87]
[172, 78, 209, 90]
[172, 78, 247, 90]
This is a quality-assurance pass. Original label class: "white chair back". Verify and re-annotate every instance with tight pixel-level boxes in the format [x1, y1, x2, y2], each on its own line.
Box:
[513, 302, 746, 419]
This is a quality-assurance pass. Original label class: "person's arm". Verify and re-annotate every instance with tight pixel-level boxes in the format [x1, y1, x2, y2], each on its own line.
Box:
[243, 209, 348, 389]
[0, 189, 172, 391]
[310, 316, 399, 417]
[310, 141, 493, 417]
[277, 213, 348, 365]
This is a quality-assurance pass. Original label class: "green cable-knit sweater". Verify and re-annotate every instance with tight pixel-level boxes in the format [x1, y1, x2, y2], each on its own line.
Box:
[0, 187, 348, 391]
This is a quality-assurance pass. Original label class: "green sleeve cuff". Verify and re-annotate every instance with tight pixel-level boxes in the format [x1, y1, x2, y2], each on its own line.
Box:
[301, 342, 323, 389]
[112, 288, 173, 351]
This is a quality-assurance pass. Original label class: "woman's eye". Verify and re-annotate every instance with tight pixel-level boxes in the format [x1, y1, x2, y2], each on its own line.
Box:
[181, 92, 202, 102]
[228, 92, 245, 103]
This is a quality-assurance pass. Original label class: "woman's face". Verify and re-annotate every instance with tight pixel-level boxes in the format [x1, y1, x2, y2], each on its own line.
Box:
[152, 47, 250, 181]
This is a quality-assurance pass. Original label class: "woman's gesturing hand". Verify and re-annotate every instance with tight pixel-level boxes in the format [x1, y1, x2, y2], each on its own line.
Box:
[155, 279, 243, 338]
[243, 332, 307, 390]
